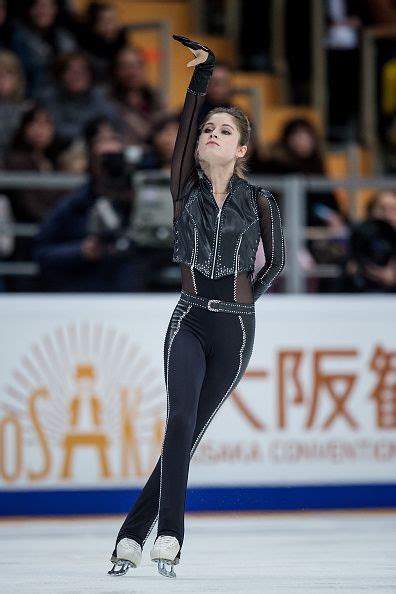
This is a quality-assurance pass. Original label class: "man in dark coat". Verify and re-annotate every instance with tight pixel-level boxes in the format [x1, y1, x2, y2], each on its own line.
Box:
[33, 117, 146, 292]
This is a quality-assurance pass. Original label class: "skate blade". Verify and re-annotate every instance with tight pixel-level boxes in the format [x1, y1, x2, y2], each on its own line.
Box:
[108, 559, 135, 576]
[153, 559, 177, 578]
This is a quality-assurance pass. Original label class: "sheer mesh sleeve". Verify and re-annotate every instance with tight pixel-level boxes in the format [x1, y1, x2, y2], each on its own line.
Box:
[170, 65, 213, 222]
[252, 188, 286, 301]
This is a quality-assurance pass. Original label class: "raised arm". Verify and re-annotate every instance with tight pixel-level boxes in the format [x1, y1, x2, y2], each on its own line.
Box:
[252, 188, 286, 301]
[170, 35, 215, 222]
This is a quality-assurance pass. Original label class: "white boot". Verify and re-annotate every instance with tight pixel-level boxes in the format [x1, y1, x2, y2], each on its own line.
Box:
[150, 535, 180, 578]
[108, 537, 142, 576]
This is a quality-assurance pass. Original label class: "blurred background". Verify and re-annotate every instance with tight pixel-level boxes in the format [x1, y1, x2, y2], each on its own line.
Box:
[0, 1, 395, 522]
[0, 0, 396, 294]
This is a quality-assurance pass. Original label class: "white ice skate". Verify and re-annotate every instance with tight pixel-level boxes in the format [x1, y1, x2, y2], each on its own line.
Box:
[150, 535, 180, 578]
[108, 537, 142, 576]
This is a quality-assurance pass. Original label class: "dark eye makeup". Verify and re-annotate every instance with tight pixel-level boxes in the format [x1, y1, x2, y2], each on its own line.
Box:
[203, 127, 231, 134]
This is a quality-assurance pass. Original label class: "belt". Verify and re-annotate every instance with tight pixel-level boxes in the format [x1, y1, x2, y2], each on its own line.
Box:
[179, 290, 255, 314]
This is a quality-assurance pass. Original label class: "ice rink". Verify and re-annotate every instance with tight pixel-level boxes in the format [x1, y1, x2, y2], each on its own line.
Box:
[0, 511, 395, 593]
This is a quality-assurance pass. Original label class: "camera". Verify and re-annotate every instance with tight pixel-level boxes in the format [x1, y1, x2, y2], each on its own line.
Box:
[350, 219, 396, 268]
[87, 150, 139, 258]
[87, 151, 174, 255]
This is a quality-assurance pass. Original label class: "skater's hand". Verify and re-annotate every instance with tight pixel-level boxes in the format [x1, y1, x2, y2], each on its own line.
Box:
[172, 34, 215, 68]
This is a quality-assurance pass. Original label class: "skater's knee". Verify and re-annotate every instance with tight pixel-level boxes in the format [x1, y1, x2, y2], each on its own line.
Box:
[167, 409, 195, 436]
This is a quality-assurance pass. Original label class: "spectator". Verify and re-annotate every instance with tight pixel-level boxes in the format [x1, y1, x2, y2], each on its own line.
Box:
[74, 1, 128, 81]
[40, 51, 116, 145]
[342, 217, 396, 292]
[244, 132, 271, 174]
[285, 0, 312, 104]
[13, 0, 76, 98]
[4, 103, 64, 222]
[341, 189, 396, 293]
[262, 117, 350, 291]
[262, 117, 347, 227]
[139, 112, 179, 172]
[366, 189, 396, 229]
[135, 112, 180, 291]
[324, 0, 371, 142]
[0, 0, 21, 52]
[0, 194, 15, 291]
[33, 117, 146, 292]
[0, 50, 28, 164]
[198, 62, 235, 124]
[109, 46, 164, 148]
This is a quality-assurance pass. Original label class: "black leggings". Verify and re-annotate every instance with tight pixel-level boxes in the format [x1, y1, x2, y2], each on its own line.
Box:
[112, 293, 255, 558]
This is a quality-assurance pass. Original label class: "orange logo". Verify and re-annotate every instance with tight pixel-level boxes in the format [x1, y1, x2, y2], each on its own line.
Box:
[0, 323, 166, 484]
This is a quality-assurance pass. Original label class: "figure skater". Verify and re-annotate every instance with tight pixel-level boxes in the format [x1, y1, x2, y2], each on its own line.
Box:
[108, 34, 285, 579]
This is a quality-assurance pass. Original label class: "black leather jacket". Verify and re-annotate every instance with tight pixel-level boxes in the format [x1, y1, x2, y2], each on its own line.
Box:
[170, 49, 285, 302]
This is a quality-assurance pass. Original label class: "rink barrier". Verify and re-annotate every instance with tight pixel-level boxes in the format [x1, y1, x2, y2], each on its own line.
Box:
[0, 484, 395, 516]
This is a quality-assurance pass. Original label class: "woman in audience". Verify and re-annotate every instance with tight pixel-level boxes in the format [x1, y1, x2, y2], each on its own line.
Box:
[263, 117, 348, 225]
[13, 0, 76, 98]
[109, 46, 164, 148]
[139, 113, 179, 172]
[75, 1, 128, 81]
[40, 51, 116, 146]
[262, 117, 350, 291]
[0, 50, 28, 164]
[4, 103, 64, 222]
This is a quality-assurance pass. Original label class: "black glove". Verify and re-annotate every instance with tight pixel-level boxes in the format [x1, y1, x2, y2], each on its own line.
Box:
[172, 34, 215, 70]
[173, 34, 215, 94]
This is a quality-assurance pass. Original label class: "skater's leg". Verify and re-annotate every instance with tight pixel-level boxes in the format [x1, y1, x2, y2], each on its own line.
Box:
[112, 301, 198, 554]
[114, 303, 206, 556]
[172, 311, 254, 556]
[191, 313, 255, 460]
[112, 456, 162, 555]
[156, 318, 206, 543]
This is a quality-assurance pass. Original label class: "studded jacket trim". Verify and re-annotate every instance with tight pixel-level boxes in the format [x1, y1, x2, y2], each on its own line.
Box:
[169, 59, 286, 300]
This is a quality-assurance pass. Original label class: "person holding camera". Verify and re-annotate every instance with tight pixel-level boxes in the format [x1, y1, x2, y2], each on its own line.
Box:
[108, 35, 285, 579]
[33, 116, 145, 291]
[341, 190, 396, 292]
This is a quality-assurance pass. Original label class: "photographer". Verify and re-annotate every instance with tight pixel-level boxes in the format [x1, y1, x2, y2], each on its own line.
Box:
[341, 197, 396, 292]
[33, 116, 146, 291]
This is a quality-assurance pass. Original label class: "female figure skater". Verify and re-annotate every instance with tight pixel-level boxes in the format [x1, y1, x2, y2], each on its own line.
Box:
[108, 34, 285, 579]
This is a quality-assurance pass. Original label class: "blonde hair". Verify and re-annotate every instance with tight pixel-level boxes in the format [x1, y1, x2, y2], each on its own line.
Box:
[199, 106, 251, 178]
[0, 50, 26, 102]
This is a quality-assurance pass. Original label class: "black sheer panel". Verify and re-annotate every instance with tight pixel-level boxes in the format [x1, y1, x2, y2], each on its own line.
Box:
[235, 272, 254, 304]
[170, 89, 203, 222]
[182, 267, 254, 304]
[180, 263, 196, 294]
[170, 64, 213, 223]
[252, 189, 286, 301]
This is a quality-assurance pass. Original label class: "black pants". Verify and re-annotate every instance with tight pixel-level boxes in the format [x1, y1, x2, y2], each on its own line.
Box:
[112, 294, 255, 558]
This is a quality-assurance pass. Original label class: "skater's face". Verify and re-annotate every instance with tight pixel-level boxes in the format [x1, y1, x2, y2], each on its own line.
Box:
[197, 112, 247, 169]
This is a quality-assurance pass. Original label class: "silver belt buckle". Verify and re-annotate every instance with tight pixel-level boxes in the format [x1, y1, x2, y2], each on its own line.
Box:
[207, 299, 221, 311]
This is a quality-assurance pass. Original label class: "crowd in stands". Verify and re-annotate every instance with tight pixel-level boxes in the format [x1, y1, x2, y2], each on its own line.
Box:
[0, 0, 395, 293]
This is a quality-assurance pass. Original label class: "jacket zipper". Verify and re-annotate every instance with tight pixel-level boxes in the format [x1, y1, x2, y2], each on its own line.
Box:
[211, 207, 222, 278]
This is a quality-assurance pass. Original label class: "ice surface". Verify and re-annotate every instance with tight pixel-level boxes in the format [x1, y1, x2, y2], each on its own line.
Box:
[0, 512, 395, 593]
